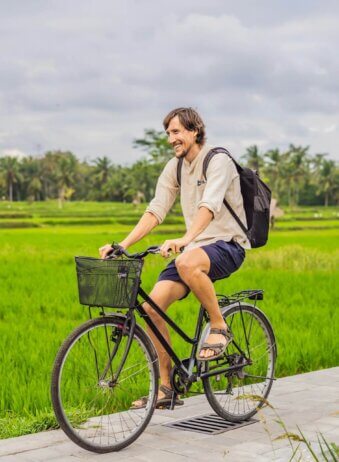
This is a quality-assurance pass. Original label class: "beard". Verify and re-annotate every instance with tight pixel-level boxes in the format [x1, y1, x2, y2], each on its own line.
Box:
[175, 149, 188, 158]
[174, 144, 190, 158]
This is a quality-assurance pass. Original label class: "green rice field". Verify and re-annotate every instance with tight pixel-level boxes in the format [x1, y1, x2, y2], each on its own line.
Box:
[0, 201, 338, 438]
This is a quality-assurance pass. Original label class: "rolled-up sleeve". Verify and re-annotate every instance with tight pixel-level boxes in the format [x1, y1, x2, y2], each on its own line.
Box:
[146, 158, 178, 224]
[198, 154, 238, 216]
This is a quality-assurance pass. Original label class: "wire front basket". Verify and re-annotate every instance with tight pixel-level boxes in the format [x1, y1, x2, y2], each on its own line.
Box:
[75, 256, 144, 308]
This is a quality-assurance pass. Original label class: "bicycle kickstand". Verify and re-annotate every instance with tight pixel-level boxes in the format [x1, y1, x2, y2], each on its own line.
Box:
[169, 392, 177, 410]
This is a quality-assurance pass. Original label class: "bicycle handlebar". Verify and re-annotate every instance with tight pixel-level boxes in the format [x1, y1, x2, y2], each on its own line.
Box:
[106, 243, 161, 260]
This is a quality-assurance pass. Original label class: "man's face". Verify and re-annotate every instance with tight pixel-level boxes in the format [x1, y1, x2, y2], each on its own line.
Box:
[166, 115, 198, 158]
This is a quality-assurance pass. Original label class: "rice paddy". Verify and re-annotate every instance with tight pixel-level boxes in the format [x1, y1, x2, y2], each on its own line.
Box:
[0, 201, 338, 438]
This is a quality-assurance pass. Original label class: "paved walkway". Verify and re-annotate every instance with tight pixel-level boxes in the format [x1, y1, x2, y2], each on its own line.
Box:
[0, 368, 338, 462]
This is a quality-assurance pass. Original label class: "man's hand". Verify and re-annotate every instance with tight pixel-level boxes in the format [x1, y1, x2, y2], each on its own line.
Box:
[99, 243, 125, 259]
[160, 238, 189, 258]
[99, 244, 114, 259]
[158, 208, 212, 258]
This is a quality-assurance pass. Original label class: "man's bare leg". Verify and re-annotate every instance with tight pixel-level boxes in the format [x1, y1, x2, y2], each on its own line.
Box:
[176, 248, 227, 359]
[134, 280, 187, 404]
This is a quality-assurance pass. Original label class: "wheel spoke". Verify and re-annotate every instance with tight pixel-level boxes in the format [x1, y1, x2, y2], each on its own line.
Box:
[203, 305, 275, 421]
[52, 318, 157, 453]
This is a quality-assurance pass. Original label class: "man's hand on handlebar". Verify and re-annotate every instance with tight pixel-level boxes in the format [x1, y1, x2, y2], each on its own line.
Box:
[160, 238, 188, 258]
[98, 239, 187, 260]
[99, 243, 124, 259]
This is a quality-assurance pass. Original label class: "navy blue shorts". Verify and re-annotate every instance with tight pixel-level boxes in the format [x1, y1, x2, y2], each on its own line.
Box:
[157, 240, 245, 299]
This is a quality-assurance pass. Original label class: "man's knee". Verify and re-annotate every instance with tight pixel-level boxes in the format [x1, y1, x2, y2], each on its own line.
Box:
[141, 283, 174, 323]
[175, 251, 210, 283]
[175, 254, 191, 274]
[142, 301, 164, 324]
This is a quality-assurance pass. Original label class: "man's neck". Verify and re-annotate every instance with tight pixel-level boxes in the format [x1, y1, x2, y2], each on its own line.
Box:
[185, 143, 202, 164]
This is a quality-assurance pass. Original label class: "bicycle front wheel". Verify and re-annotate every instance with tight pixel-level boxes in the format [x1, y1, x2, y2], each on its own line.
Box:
[203, 304, 276, 422]
[51, 316, 159, 453]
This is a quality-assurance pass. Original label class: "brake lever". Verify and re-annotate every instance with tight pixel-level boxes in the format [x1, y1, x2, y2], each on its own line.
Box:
[161, 246, 185, 256]
[148, 246, 161, 254]
[105, 243, 124, 259]
[105, 253, 117, 260]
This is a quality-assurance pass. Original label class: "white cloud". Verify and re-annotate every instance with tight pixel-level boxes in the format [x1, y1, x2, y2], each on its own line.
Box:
[1, 148, 27, 159]
[0, 0, 338, 162]
[324, 124, 337, 133]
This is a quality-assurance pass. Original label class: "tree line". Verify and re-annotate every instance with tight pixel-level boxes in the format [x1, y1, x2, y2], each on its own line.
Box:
[0, 129, 338, 206]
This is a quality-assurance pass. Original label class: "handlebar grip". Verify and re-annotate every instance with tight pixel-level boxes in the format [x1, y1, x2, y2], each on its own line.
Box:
[147, 246, 160, 251]
[104, 244, 185, 259]
[104, 242, 125, 259]
[166, 246, 185, 253]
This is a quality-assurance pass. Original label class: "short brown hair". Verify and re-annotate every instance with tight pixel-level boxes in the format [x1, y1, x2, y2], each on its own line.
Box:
[163, 107, 206, 146]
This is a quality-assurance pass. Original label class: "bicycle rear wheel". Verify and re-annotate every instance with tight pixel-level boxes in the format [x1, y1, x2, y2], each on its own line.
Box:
[203, 304, 276, 421]
[51, 316, 159, 453]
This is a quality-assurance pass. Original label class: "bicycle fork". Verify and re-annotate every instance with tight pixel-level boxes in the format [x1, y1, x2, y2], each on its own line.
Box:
[98, 311, 136, 387]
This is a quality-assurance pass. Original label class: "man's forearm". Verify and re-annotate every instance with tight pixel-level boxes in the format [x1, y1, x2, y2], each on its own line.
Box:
[183, 207, 213, 244]
[120, 212, 159, 249]
[158, 206, 214, 257]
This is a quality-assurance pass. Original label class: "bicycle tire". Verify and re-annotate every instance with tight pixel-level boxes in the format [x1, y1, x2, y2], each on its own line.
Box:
[203, 303, 276, 422]
[51, 316, 159, 453]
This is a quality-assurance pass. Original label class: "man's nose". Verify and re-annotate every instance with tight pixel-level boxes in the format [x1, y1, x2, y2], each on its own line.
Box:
[168, 133, 176, 145]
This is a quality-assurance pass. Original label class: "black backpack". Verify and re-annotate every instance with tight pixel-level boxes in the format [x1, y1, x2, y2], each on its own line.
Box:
[176, 147, 271, 248]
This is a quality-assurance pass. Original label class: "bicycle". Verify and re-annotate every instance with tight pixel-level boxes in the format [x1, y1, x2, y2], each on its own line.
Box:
[51, 245, 277, 453]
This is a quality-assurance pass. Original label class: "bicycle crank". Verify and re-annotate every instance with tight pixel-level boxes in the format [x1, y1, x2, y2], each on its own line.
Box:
[170, 359, 192, 395]
[227, 353, 249, 379]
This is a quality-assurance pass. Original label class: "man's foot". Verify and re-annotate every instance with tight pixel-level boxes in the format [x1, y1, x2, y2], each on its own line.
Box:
[197, 327, 233, 361]
[130, 384, 184, 409]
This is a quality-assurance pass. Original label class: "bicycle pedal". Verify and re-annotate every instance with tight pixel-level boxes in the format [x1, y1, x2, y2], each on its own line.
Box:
[157, 404, 172, 410]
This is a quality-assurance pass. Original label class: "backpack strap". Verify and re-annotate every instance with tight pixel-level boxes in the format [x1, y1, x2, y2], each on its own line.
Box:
[176, 148, 236, 187]
[176, 157, 184, 187]
[203, 147, 249, 236]
[202, 147, 243, 176]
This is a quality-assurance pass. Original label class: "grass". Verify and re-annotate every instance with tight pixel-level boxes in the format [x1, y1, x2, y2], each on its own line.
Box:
[0, 201, 338, 230]
[0, 201, 338, 438]
[250, 396, 339, 461]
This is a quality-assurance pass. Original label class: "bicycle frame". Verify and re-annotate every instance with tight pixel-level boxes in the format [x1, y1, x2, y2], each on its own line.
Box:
[136, 287, 206, 380]
[86, 247, 265, 386]
[86, 288, 203, 387]
[104, 285, 251, 385]
[86, 248, 266, 387]
[96, 286, 275, 396]
[55, 246, 275, 452]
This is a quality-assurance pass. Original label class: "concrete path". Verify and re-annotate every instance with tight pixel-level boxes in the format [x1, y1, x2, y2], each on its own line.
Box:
[0, 368, 338, 462]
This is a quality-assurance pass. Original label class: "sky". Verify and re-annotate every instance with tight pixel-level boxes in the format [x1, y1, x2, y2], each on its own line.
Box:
[0, 0, 339, 164]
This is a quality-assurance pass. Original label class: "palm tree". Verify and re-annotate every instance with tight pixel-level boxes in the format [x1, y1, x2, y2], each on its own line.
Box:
[133, 129, 172, 165]
[287, 144, 310, 206]
[264, 148, 284, 201]
[241, 145, 264, 173]
[93, 156, 111, 185]
[41, 151, 59, 199]
[54, 151, 78, 208]
[91, 157, 112, 200]
[312, 155, 339, 206]
[20, 156, 43, 201]
[40, 151, 78, 207]
[0, 156, 22, 201]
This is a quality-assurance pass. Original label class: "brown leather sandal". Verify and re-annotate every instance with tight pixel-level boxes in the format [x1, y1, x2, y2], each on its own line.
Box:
[197, 327, 233, 362]
[130, 384, 184, 410]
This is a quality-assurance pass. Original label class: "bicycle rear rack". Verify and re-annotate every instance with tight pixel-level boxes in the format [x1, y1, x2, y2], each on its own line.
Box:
[217, 289, 264, 306]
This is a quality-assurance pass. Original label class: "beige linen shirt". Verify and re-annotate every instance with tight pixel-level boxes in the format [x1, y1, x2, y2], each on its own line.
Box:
[146, 144, 250, 250]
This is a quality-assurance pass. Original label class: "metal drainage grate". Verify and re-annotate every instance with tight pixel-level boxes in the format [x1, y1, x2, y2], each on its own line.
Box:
[163, 413, 257, 435]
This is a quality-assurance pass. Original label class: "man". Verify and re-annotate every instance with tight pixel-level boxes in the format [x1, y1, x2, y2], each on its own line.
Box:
[99, 107, 249, 407]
